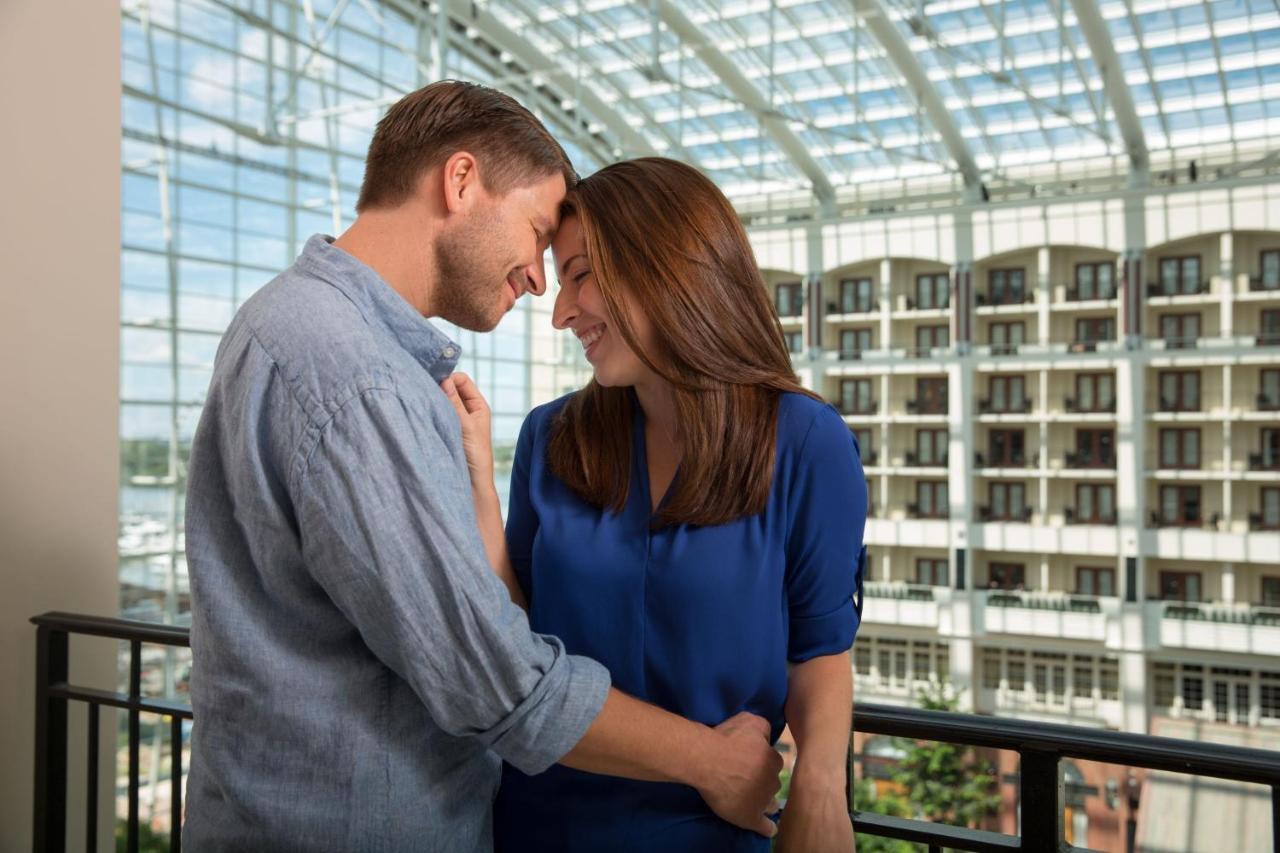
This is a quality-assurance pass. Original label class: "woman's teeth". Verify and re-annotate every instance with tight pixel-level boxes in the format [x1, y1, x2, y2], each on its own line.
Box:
[580, 326, 604, 349]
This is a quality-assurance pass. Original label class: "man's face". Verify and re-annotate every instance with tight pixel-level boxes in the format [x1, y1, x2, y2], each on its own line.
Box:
[434, 172, 564, 332]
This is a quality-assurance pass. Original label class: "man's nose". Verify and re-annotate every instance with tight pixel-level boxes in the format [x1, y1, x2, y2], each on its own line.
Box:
[552, 286, 578, 330]
[523, 258, 547, 296]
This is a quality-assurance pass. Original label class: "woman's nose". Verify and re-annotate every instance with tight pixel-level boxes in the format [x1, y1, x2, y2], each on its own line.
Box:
[552, 286, 578, 330]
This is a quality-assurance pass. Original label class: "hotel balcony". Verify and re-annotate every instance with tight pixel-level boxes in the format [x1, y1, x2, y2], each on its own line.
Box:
[1258, 393, 1280, 412]
[904, 398, 947, 416]
[1063, 284, 1118, 303]
[903, 451, 948, 468]
[1246, 275, 1280, 293]
[974, 451, 1038, 471]
[1062, 396, 1117, 414]
[977, 398, 1033, 416]
[978, 505, 1035, 523]
[1063, 451, 1116, 470]
[1150, 600, 1280, 655]
[1063, 507, 1118, 525]
[975, 590, 1117, 643]
[1146, 279, 1213, 299]
[1248, 452, 1280, 471]
[860, 582, 949, 630]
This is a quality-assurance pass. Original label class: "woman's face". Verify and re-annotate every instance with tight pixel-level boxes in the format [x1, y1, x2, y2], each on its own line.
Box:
[551, 214, 657, 389]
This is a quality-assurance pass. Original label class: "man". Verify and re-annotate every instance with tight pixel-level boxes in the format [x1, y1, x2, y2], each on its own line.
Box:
[183, 80, 782, 851]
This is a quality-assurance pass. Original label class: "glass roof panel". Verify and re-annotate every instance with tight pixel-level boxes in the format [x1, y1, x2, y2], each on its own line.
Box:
[466, 0, 1279, 205]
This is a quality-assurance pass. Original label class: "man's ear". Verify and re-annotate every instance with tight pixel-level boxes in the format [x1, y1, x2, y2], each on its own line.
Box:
[441, 151, 481, 214]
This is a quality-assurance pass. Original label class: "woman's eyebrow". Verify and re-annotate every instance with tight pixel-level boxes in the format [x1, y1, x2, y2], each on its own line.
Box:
[559, 253, 585, 277]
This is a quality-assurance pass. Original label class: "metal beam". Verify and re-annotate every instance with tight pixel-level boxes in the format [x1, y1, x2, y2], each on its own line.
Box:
[1068, 0, 1151, 180]
[852, 0, 983, 193]
[652, 0, 837, 211]
[394, 0, 659, 161]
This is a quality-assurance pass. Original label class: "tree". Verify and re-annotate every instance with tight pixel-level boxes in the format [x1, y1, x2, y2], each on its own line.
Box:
[851, 776, 917, 853]
[891, 682, 1002, 830]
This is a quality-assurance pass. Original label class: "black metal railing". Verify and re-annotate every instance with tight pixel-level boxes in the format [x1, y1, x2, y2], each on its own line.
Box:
[34, 612, 1280, 853]
[849, 702, 1280, 853]
[32, 612, 191, 853]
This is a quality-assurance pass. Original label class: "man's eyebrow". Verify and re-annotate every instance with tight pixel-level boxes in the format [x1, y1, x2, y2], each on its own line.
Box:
[535, 216, 556, 240]
[559, 253, 585, 277]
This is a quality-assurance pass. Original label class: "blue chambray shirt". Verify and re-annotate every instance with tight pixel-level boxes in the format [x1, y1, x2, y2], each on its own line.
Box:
[183, 235, 611, 852]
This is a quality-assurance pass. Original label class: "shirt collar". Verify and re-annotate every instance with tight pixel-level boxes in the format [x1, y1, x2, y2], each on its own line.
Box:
[294, 234, 461, 382]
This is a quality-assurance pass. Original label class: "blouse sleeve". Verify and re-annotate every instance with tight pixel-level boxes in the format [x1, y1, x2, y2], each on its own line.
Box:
[505, 410, 542, 601]
[783, 403, 869, 663]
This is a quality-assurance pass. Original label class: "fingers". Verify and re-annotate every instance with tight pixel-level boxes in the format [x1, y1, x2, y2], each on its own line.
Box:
[726, 711, 771, 741]
[452, 372, 488, 413]
[754, 816, 779, 839]
[439, 377, 469, 421]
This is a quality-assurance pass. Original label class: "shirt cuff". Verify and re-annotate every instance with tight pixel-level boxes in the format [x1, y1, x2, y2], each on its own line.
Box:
[487, 637, 612, 776]
[788, 599, 859, 663]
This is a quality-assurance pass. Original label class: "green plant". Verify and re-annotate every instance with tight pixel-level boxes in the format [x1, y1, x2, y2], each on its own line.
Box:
[115, 818, 170, 853]
[851, 776, 919, 853]
[891, 683, 1002, 829]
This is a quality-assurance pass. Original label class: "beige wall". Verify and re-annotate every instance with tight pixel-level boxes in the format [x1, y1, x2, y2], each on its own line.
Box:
[0, 0, 121, 849]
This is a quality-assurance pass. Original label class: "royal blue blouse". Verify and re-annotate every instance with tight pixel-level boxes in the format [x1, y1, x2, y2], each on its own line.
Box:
[492, 391, 867, 853]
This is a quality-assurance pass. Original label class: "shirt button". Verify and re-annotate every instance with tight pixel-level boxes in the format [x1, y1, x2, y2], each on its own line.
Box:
[442, 346, 458, 359]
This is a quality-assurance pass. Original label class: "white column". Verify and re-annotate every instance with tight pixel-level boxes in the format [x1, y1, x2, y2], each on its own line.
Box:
[880, 259, 893, 346]
[1222, 563, 1235, 604]
[951, 638, 976, 713]
[1220, 232, 1234, 338]
[1038, 246, 1052, 344]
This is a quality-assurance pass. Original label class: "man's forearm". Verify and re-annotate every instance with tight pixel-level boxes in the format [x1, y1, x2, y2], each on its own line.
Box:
[559, 688, 716, 786]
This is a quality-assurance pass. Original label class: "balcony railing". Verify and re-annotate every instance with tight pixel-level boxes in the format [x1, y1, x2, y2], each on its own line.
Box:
[904, 451, 948, 467]
[1248, 275, 1280, 292]
[1148, 510, 1222, 529]
[1158, 396, 1201, 413]
[1259, 393, 1280, 412]
[1159, 335, 1200, 350]
[861, 449, 879, 466]
[976, 289, 1034, 307]
[863, 581, 937, 602]
[906, 398, 948, 415]
[906, 502, 948, 520]
[978, 505, 1034, 522]
[974, 451, 1037, 468]
[1159, 600, 1280, 627]
[33, 612, 1280, 853]
[1064, 450, 1115, 468]
[826, 300, 879, 315]
[977, 398, 1032, 415]
[1064, 507, 1118, 525]
[1250, 511, 1280, 531]
[986, 589, 1104, 613]
[1147, 280, 1212, 297]
[1259, 331, 1280, 347]
[1064, 284, 1118, 301]
[1063, 396, 1116, 414]
[1249, 452, 1280, 471]
[838, 401, 879, 416]
[902, 296, 950, 311]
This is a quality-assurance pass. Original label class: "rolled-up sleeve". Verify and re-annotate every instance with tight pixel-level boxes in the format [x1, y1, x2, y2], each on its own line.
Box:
[295, 387, 610, 775]
[783, 405, 868, 663]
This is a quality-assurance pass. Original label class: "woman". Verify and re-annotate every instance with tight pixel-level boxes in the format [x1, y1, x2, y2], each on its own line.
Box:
[443, 157, 866, 852]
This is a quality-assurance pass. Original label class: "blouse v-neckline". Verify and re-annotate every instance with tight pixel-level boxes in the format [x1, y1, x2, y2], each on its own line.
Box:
[632, 401, 680, 518]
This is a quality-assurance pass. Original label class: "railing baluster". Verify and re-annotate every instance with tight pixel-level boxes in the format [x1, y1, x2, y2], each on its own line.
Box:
[1272, 784, 1278, 853]
[128, 640, 141, 853]
[86, 703, 99, 853]
[33, 624, 69, 853]
[1019, 749, 1061, 852]
[171, 715, 183, 853]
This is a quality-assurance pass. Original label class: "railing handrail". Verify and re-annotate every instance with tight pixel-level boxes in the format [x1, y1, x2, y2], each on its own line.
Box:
[31, 611, 191, 645]
[854, 702, 1280, 788]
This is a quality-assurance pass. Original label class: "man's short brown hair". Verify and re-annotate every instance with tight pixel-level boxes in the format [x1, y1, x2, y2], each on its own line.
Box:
[356, 80, 576, 212]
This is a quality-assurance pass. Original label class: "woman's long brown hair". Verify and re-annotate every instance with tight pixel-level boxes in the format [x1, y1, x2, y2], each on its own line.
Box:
[546, 157, 821, 527]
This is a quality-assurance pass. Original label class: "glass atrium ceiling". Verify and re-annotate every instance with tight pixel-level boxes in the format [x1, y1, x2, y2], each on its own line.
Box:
[474, 0, 1280, 207]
